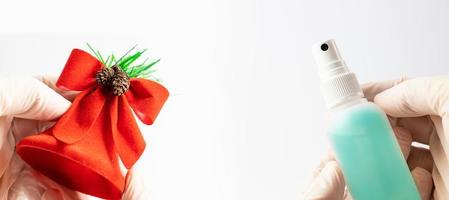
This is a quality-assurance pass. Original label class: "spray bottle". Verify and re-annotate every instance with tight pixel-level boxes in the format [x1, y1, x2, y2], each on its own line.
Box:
[312, 39, 420, 200]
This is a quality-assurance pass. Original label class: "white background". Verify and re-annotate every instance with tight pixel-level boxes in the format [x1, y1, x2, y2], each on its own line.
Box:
[0, 0, 449, 199]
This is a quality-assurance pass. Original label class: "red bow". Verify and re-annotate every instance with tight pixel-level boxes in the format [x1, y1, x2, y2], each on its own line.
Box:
[54, 49, 169, 169]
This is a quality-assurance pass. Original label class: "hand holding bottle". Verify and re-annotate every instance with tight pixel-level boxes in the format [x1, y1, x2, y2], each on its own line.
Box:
[301, 76, 449, 200]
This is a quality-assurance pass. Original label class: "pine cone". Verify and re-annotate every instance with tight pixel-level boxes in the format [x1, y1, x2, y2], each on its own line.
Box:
[95, 65, 130, 96]
[96, 67, 114, 87]
[111, 66, 130, 96]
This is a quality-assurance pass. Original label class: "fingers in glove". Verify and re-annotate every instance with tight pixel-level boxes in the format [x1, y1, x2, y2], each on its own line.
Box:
[373, 76, 449, 118]
[0, 77, 70, 120]
[433, 165, 449, 200]
[397, 116, 434, 145]
[392, 126, 413, 159]
[311, 152, 336, 179]
[361, 77, 409, 101]
[41, 188, 64, 200]
[35, 75, 79, 102]
[429, 132, 449, 193]
[122, 167, 149, 200]
[10, 118, 56, 142]
[411, 167, 433, 200]
[343, 189, 353, 200]
[407, 146, 433, 172]
[302, 161, 345, 200]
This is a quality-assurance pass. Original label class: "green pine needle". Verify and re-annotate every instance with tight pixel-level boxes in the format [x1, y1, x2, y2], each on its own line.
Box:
[108, 54, 116, 67]
[104, 55, 110, 66]
[86, 43, 160, 80]
[97, 50, 105, 63]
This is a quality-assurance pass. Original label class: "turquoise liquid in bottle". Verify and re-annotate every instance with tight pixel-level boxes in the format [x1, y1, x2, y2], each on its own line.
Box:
[313, 39, 420, 200]
[329, 100, 420, 200]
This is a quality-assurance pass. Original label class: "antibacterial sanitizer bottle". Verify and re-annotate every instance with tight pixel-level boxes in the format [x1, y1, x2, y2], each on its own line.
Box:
[312, 39, 420, 200]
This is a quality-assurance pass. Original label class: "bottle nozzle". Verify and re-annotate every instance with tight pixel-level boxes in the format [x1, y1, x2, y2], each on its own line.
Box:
[312, 39, 363, 108]
[312, 39, 348, 80]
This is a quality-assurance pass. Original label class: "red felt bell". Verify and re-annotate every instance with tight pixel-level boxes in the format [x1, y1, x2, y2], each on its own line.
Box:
[17, 104, 124, 199]
[16, 49, 169, 199]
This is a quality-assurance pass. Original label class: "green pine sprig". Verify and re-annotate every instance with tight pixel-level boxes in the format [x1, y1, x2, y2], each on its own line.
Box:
[86, 43, 161, 81]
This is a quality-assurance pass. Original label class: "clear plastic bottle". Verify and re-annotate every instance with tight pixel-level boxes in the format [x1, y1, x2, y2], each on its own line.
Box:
[312, 39, 420, 200]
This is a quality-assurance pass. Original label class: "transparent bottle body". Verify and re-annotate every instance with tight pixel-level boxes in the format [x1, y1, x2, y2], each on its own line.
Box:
[328, 100, 420, 200]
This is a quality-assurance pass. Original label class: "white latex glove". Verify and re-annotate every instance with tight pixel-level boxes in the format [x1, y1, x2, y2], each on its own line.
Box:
[0, 76, 149, 200]
[301, 77, 445, 200]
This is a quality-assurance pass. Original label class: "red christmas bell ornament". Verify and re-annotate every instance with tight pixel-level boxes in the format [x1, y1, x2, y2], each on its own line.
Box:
[16, 49, 169, 199]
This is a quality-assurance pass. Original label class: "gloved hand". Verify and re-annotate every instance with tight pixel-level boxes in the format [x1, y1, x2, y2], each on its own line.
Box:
[0, 76, 148, 200]
[301, 76, 449, 200]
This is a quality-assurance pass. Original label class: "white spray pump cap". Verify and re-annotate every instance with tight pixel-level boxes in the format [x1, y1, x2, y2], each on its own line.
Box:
[312, 39, 364, 108]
